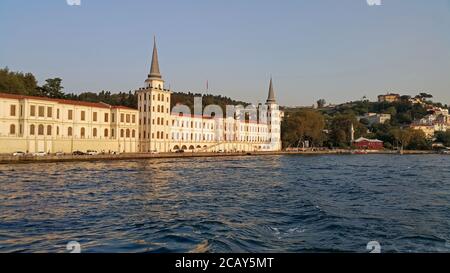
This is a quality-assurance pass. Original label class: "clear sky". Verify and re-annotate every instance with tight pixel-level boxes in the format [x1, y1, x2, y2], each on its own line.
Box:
[1, 0, 449, 106]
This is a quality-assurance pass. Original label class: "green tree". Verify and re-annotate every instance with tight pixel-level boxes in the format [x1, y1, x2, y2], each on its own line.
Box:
[317, 99, 326, 108]
[328, 114, 366, 148]
[436, 130, 450, 147]
[281, 109, 325, 148]
[39, 78, 64, 98]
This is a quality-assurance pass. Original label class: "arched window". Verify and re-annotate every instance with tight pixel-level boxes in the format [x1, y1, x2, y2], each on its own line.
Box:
[38, 124, 44, 135]
[132, 130, 136, 138]
[93, 128, 97, 137]
[68, 127, 73, 136]
[157, 117, 160, 125]
[57, 126, 59, 136]
[81, 127, 85, 138]
[161, 94, 164, 101]
[10, 124, 16, 135]
[104, 129, 109, 137]
[47, 125, 52, 136]
[157, 94, 160, 101]
[30, 124, 35, 135]
[126, 129, 130, 138]
[156, 131, 160, 139]
[120, 129, 124, 138]
[157, 105, 160, 112]
[160, 131, 164, 139]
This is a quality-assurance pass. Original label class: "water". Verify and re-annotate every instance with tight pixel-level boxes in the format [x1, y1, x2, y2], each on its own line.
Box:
[0, 155, 449, 253]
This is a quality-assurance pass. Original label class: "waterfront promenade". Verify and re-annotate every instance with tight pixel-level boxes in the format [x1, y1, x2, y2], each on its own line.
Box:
[0, 150, 438, 165]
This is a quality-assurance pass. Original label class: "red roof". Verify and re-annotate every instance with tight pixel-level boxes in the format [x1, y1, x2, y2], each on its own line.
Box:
[0, 92, 136, 110]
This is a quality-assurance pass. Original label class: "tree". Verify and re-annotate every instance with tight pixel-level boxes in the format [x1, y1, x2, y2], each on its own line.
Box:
[328, 114, 366, 148]
[436, 130, 450, 147]
[39, 78, 64, 98]
[281, 109, 325, 148]
[317, 99, 326, 108]
[0, 67, 38, 95]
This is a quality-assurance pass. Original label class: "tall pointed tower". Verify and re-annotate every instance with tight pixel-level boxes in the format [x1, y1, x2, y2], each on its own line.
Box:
[266, 77, 281, 151]
[137, 37, 172, 153]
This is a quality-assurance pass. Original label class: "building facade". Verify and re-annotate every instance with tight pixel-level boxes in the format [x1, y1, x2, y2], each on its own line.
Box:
[136, 40, 282, 153]
[0, 93, 139, 154]
[0, 40, 282, 154]
[378, 93, 400, 103]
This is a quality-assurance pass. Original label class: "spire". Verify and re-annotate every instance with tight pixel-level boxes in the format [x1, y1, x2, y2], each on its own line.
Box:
[149, 36, 162, 79]
[266, 77, 276, 104]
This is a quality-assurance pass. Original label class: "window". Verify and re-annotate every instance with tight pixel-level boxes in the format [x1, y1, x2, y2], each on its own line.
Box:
[57, 126, 59, 136]
[132, 130, 136, 138]
[104, 129, 109, 137]
[132, 115, 136, 123]
[38, 124, 44, 135]
[38, 106, 45, 117]
[121, 114, 124, 123]
[104, 113, 109, 122]
[47, 107, 52, 118]
[120, 129, 124, 138]
[10, 124, 15, 134]
[126, 129, 130, 138]
[112, 113, 115, 122]
[47, 125, 52, 136]
[68, 110, 73, 120]
[93, 128, 97, 137]
[111, 129, 115, 138]
[93, 112, 97, 122]
[30, 125, 35, 135]
[57, 109, 60, 119]
[10, 105, 16, 116]
[68, 127, 73, 136]
[81, 111, 86, 121]
[30, 105, 36, 116]
[126, 114, 130, 123]
[80, 127, 85, 138]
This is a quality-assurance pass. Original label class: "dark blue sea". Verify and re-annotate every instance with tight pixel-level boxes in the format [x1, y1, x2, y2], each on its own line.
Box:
[0, 155, 449, 253]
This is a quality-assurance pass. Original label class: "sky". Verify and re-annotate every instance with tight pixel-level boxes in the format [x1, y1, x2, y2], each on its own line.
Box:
[1, 0, 450, 107]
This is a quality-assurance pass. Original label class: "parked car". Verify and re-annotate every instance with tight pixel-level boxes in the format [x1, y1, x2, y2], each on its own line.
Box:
[33, 151, 47, 157]
[86, 150, 98, 156]
[72, 151, 85, 156]
[175, 149, 185, 153]
[12, 151, 26, 156]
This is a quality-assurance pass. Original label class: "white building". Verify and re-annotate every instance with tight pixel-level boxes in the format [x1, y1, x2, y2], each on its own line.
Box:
[0, 93, 139, 154]
[0, 40, 282, 154]
[136, 40, 282, 153]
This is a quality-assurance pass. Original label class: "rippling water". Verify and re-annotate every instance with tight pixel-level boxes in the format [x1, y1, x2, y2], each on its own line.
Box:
[1, 155, 450, 253]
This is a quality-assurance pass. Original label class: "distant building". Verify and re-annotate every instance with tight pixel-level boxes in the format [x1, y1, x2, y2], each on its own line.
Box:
[410, 124, 436, 138]
[378, 93, 400, 103]
[358, 113, 391, 126]
[353, 137, 384, 150]
[410, 106, 450, 137]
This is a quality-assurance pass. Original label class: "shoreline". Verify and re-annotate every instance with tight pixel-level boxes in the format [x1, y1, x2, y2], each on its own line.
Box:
[0, 150, 443, 165]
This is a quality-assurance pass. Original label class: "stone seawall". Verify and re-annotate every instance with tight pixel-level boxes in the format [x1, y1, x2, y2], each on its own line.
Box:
[0, 150, 440, 165]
